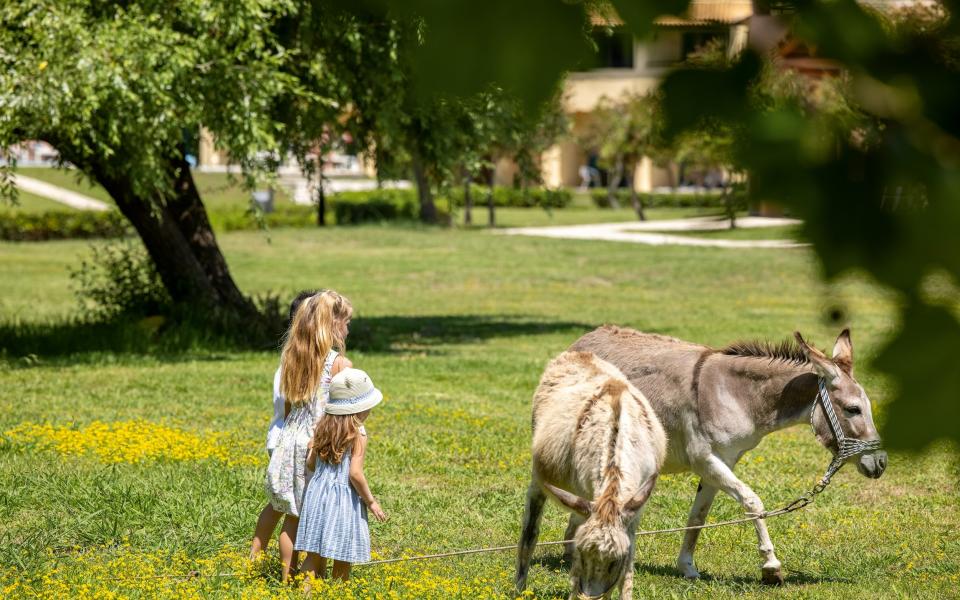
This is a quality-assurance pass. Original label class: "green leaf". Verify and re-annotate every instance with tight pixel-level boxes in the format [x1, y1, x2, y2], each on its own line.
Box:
[874, 301, 960, 450]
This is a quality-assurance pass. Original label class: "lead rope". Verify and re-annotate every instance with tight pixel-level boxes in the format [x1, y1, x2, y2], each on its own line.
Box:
[360, 377, 884, 567]
[75, 378, 882, 582]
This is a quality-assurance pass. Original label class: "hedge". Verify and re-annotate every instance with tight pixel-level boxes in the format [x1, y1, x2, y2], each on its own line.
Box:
[447, 185, 572, 208]
[0, 210, 128, 241]
[590, 189, 741, 209]
[332, 189, 419, 224]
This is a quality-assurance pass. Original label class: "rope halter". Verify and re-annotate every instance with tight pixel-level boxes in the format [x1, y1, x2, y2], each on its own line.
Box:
[810, 377, 883, 485]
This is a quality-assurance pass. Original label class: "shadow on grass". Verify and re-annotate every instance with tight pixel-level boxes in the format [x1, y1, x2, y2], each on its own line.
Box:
[0, 314, 591, 366]
[533, 552, 850, 587]
[349, 315, 590, 353]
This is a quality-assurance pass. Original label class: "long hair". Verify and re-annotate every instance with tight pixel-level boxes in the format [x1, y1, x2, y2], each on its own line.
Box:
[279, 290, 353, 406]
[312, 413, 363, 465]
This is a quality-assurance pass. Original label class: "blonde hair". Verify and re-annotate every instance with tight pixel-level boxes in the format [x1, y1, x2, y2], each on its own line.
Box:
[280, 290, 353, 406]
[312, 414, 364, 465]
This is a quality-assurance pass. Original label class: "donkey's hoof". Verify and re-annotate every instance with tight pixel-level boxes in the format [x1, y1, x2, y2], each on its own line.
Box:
[761, 567, 784, 586]
[677, 562, 700, 580]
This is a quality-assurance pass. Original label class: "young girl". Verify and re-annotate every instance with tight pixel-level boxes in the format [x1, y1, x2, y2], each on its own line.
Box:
[296, 368, 388, 583]
[264, 290, 353, 581]
[249, 289, 319, 562]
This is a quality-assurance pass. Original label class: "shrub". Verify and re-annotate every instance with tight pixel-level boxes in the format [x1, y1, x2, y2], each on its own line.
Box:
[0, 210, 128, 241]
[208, 203, 316, 232]
[446, 185, 572, 208]
[332, 189, 419, 224]
[69, 239, 171, 320]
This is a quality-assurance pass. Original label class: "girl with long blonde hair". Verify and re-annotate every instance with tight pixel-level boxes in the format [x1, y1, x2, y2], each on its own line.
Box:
[264, 289, 353, 581]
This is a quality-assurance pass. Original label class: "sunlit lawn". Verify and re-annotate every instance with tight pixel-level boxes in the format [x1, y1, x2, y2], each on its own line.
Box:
[0, 226, 956, 598]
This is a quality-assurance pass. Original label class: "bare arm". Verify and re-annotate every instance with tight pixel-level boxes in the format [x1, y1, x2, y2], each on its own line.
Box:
[348, 435, 387, 522]
[331, 354, 353, 377]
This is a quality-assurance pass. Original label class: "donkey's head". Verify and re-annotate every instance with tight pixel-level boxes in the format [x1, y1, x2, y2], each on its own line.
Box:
[795, 330, 887, 479]
[544, 478, 655, 599]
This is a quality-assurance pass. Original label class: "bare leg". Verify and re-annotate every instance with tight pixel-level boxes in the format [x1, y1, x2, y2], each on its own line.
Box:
[249, 503, 283, 561]
[278, 514, 300, 582]
[562, 513, 585, 565]
[300, 553, 328, 592]
[331, 560, 352, 581]
[515, 481, 547, 592]
[697, 455, 783, 585]
[676, 480, 718, 579]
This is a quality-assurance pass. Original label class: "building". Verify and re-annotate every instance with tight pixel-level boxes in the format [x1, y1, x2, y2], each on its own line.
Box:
[536, 0, 754, 191]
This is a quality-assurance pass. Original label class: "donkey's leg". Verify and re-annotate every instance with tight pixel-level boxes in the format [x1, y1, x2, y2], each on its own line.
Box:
[676, 480, 719, 579]
[620, 523, 639, 600]
[697, 455, 783, 585]
[515, 481, 547, 592]
[562, 513, 585, 565]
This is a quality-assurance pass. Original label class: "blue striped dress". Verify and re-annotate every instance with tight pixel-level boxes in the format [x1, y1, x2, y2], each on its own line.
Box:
[294, 426, 370, 563]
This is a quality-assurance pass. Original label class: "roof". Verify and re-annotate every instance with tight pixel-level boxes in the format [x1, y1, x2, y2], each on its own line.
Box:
[656, 0, 754, 27]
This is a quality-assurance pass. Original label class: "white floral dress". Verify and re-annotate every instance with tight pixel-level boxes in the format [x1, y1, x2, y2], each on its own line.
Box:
[264, 350, 338, 516]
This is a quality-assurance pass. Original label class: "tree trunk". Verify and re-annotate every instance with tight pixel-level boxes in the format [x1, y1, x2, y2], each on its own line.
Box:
[316, 177, 326, 226]
[606, 155, 623, 209]
[86, 152, 257, 318]
[411, 154, 438, 224]
[487, 168, 496, 228]
[463, 170, 473, 226]
[628, 162, 646, 221]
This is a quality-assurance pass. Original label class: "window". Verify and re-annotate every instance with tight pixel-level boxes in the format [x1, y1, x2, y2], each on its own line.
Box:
[591, 29, 634, 69]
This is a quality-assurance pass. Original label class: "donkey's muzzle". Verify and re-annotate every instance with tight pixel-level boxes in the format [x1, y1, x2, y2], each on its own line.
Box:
[857, 450, 887, 479]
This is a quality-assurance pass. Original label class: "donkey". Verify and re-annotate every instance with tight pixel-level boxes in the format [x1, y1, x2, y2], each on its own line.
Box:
[516, 351, 667, 600]
[570, 326, 887, 584]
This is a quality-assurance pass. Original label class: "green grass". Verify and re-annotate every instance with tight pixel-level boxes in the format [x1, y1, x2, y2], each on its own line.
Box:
[0, 226, 956, 599]
[1, 190, 77, 214]
[665, 224, 804, 241]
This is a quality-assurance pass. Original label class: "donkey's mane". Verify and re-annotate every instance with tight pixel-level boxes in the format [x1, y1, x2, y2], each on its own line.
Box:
[720, 338, 809, 366]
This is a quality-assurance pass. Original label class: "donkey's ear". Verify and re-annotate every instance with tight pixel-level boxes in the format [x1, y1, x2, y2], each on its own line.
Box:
[543, 483, 592, 517]
[794, 331, 842, 382]
[832, 329, 853, 375]
[623, 474, 658, 520]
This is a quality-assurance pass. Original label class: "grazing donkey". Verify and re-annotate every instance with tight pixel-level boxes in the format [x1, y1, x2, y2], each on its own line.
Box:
[516, 351, 667, 600]
[570, 325, 887, 584]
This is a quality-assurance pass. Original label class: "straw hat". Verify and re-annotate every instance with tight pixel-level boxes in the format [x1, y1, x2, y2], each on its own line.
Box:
[325, 368, 383, 415]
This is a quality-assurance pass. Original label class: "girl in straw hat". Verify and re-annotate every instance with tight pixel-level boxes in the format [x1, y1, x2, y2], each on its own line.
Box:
[296, 368, 388, 583]
[264, 290, 353, 581]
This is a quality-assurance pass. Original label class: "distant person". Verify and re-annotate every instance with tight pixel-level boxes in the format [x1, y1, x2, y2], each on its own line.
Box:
[578, 164, 592, 191]
[263, 290, 354, 581]
[296, 368, 388, 585]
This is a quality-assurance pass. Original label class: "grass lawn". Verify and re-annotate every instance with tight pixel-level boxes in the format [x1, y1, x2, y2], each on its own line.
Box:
[17, 167, 294, 211]
[1, 190, 78, 214]
[0, 226, 956, 599]
[665, 224, 805, 241]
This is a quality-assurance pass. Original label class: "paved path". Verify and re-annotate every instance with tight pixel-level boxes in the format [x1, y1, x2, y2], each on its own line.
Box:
[497, 216, 807, 249]
[13, 174, 110, 211]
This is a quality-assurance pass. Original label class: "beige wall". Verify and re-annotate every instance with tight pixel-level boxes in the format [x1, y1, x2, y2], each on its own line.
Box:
[563, 74, 661, 113]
